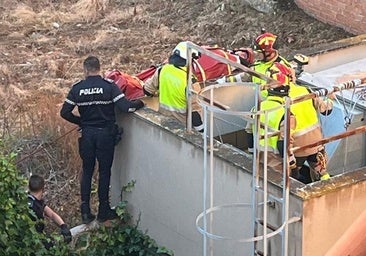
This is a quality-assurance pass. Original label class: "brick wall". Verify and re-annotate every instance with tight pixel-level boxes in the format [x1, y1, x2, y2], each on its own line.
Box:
[295, 0, 366, 35]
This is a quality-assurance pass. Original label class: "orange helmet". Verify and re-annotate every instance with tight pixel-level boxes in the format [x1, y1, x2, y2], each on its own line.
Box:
[254, 32, 278, 52]
[267, 62, 292, 96]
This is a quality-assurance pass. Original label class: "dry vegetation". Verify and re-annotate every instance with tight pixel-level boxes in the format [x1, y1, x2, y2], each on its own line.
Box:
[0, 0, 354, 229]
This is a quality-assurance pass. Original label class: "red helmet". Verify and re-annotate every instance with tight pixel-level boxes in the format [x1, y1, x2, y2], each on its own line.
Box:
[254, 32, 277, 52]
[267, 62, 292, 96]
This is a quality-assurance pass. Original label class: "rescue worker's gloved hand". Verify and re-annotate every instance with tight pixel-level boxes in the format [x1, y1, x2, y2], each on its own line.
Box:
[60, 224, 72, 243]
[133, 99, 145, 110]
[289, 154, 297, 170]
[233, 47, 254, 66]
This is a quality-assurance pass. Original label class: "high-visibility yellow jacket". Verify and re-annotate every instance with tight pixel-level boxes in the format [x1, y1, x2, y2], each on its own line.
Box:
[289, 83, 333, 157]
[252, 56, 292, 85]
[257, 95, 287, 154]
[252, 56, 292, 99]
[159, 64, 187, 113]
[289, 83, 319, 135]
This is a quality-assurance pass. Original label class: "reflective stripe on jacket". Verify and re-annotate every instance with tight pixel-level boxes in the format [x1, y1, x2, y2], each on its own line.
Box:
[252, 56, 292, 99]
[289, 83, 319, 137]
[159, 64, 187, 113]
[258, 96, 286, 153]
[252, 61, 273, 85]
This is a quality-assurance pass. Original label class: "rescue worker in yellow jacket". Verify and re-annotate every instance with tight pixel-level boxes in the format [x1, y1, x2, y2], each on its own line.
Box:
[221, 31, 295, 89]
[289, 82, 334, 182]
[143, 41, 204, 131]
[251, 32, 296, 89]
[251, 62, 297, 174]
[244, 33, 294, 151]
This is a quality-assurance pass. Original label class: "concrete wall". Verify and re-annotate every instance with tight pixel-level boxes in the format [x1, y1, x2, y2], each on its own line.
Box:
[295, 0, 366, 35]
[302, 179, 366, 256]
[110, 108, 304, 256]
[109, 106, 366, 256]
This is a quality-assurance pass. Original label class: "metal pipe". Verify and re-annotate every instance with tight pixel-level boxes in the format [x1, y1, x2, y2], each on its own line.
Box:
[186, 47, 193, 132]
[291, 125, 366, 153]
[263, 111, 269, 255]
[186, 42, 281, 86]
[209, 87, 215, 256]
[202, 105, 208, 256]
[282, 96, 292, 256]
[291, 78, 366, 105]
[252, 83, 261, 255]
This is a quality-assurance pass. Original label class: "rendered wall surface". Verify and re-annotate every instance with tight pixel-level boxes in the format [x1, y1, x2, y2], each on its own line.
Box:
[110, 108, 304, 256]
[110, 107, 366, 256]
[302, 179, 366, 256]
[295, 0, 366, 35]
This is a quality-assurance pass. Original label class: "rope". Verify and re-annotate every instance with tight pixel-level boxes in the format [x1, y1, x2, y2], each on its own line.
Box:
[16, 126, 78, 164]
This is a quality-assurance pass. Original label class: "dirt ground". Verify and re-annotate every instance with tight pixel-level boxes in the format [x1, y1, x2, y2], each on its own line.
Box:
[0, 0, 354, 230]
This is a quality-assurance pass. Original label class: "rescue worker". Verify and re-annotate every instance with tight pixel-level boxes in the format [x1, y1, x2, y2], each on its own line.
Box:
[60, 56, 144, 224]
[251, 31, 334, 181]
[217, 31, 294, 86]
[28, 174, 72, 248]
[245, 31, 296, 154]
[250, 62, 297, 174]
[251, 31, 295, 85]
[289, 82, 334, 182]
[143, 41, 204, 132]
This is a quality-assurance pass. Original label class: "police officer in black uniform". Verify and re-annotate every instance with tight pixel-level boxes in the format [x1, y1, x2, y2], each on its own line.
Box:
[28, 174, 72, 248]
[60, 56, 144, 224]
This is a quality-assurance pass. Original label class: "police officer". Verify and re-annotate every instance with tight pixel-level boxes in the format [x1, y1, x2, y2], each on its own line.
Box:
[60, 56, 144, 224]
[28, 174, 72, 247]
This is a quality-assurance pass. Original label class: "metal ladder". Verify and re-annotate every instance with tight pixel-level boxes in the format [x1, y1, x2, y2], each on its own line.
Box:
[189, 42, 300, 256]
[251, 95, 294, 255]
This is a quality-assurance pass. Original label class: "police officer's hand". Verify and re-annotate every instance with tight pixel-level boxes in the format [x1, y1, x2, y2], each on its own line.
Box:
[60, 224, 72, 243]
[133, 99, 145, 110]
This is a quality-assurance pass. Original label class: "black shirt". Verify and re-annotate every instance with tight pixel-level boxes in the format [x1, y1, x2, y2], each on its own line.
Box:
[28, 194, 46, 233]
[60, 75, 142, 128]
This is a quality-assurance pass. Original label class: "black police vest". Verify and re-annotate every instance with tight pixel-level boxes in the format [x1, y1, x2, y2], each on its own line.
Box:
[28, 194, 46, 232]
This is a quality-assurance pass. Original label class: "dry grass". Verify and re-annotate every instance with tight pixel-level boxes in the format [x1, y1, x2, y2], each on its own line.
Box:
[1, 1, 130, 229]
[72, 0, 110, 22]
[10, 4, 73, 28]
[6, 92, 83, 228]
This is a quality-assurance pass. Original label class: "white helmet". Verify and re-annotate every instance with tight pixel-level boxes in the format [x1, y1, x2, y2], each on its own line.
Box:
[172, 41, 200, 60]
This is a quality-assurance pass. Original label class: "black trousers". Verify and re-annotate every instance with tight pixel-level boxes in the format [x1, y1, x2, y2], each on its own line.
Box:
[79, 126, 115, 214]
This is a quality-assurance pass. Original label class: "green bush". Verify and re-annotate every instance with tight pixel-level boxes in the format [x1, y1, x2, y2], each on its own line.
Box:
[0, 146, 70, 255]
[0, 146, 173, 256]
[74, 198, 174, 256]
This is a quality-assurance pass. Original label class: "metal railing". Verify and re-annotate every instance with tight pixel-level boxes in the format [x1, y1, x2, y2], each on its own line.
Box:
[184, 41, 279, 132]
[186, 42, 297, 256]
